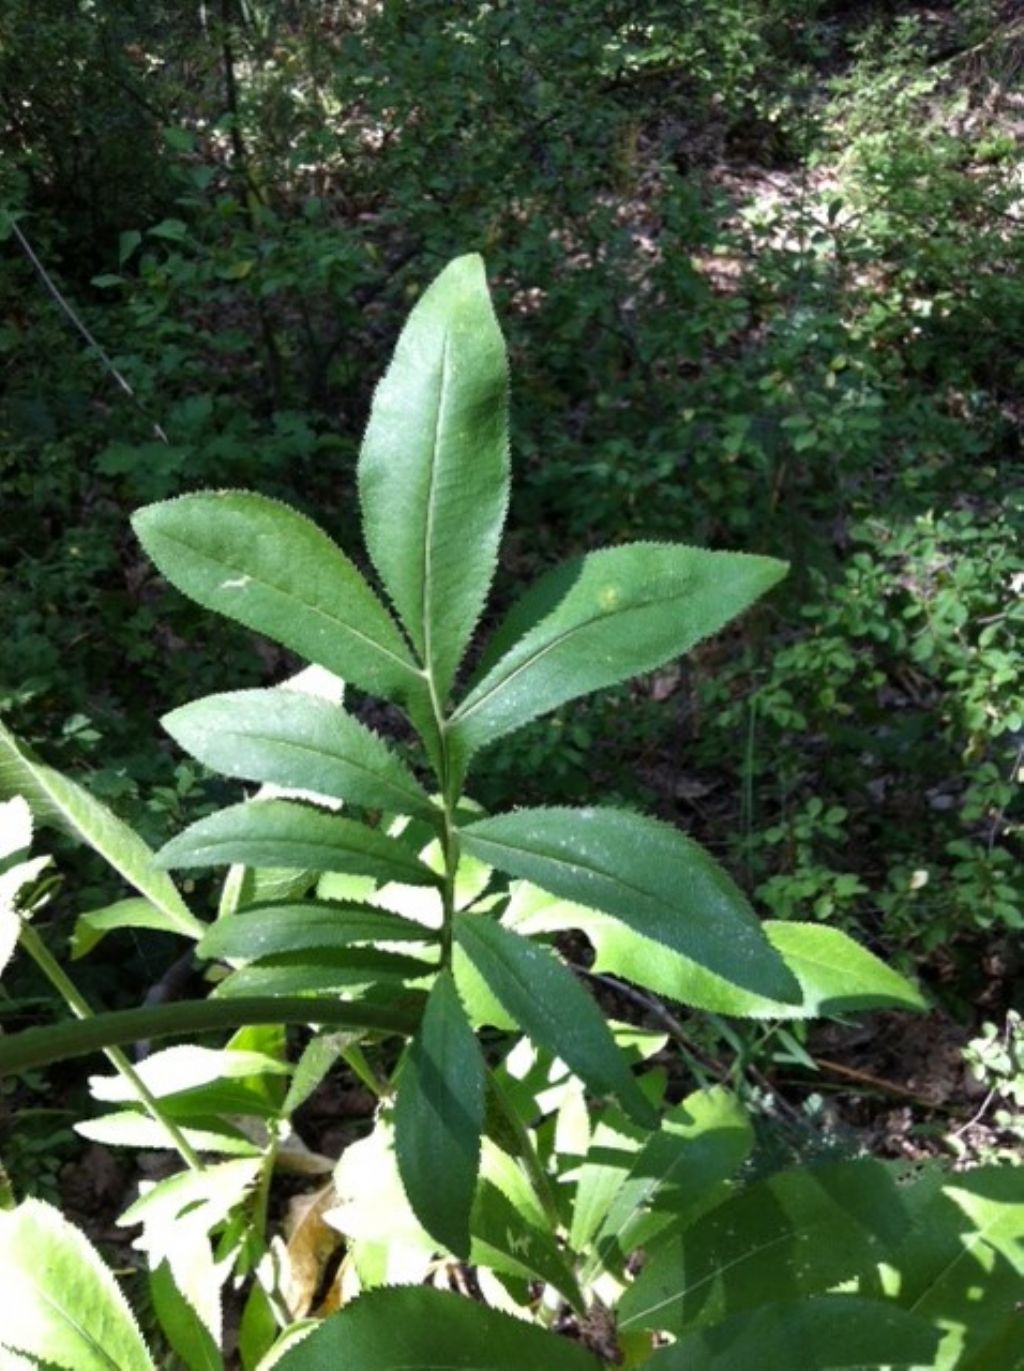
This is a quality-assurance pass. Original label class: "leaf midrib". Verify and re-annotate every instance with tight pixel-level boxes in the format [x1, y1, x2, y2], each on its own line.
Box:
[209, 726, 429, 813]
[146, 526, 422, 685]
[451, 577, 696, 729]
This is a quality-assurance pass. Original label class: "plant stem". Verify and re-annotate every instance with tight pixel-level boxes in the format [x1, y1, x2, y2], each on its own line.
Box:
[488, 1070, 562, 1233]
[17, 921, 204, 1172]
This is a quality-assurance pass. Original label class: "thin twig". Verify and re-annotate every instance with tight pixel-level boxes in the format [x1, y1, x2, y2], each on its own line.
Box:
[8, 219, 168, 443]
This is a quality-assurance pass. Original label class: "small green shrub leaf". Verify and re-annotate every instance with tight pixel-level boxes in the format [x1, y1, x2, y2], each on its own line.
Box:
[0, 721, 203, 940]
[461, 807, 799, 1002]
[156, 799, 440, 887]
[149, 1260, 224, 1371]
[619, 1159, 910, 1335]
[271, 1286, 602, 1370]
[163, 690, 437, 821]
[359, 254, 509, 701]
[70, 897, 195, 960]
[198, 901, 435, 962]
[394, 969, 485, 1259]
[454, 912, 657, 1127]
[649, 1296, 940, 1370]
[0, 1198, 155, 1370]
[131, 493, 425, 708]
[450, 544, 786, 761]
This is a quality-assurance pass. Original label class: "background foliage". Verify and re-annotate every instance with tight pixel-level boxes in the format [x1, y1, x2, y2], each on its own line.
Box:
[1, 0, 1021, 1179]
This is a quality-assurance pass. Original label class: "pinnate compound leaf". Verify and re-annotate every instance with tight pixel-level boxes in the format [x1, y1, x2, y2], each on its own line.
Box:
[0, 1198, 155, 1370]
[461, 807, 799, 1003]
[0, 720, 203, 940]
[131, 492, 425, 707]
[453, 912, 657, 1127]
[394, 969, 485, 1259]
[271, 1286, 602, 1370]
[198, 901, 435, 962]
[618, 1159, 910, 1336]
[450, 543, 786, 760]
[163, 689, 436, 822]
[359, 254, 509, 701]
[649, 1295, 940, 1370]
[156, 799, 439, 887]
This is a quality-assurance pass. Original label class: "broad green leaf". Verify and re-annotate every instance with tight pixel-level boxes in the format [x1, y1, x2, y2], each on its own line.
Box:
[198, 900, 434, 962]
[650, 1295, 940, 1370]
[511, 887, 924, 1017]
[272, 1286, 602, 1370]
[461, 808, 799, 1003]
[132, 492, 425, 708]
[453, 912, 657, 1127]
[71, 897, 197, 959]
[0, 720, 203, 940]
[394, 970, 485, 1259]
[149, 1261, 224, 1371]
[359, 253, 509, 700]
[0, 1198, 155, 1371]
[119, 1159, 262, 1231]
[877, 1166, 1024, 1368]
[212, 946, 435, 997]
[163, 689, 437, 822]
[450, 543, 786, 761]
[619, 1159, 910, 1336]
[156, 799, 440, 887]
[586, 1087, 754, 1276]
[0, 995, 424, 1077]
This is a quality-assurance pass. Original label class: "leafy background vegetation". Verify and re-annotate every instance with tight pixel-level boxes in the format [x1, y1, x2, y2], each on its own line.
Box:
[0, 0, 1022, 1362]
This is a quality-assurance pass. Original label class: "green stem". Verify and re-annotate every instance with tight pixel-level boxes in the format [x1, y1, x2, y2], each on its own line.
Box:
[340, 1043, 389, 1098]
[488, 1070, 562, 1233]
[17, 921, 205, 1173]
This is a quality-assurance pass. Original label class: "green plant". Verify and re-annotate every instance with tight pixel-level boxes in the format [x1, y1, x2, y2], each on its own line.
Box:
[0, 257, 1019, 1368]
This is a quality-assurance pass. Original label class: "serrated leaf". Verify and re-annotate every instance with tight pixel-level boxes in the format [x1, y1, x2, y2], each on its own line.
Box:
[513, 893, 925, 1018]
[156, 799, 439, 887]
[88, 1045, 289, 1102]
[149, 1261, 224, 1371]
[71, 897, 196, 960]
[450, 543, 786, 761]
[211, 946, 435, 997]
[0, 1198, 155, 1370]
[453, 912, 657, 1127]
[77, 1111, 261, 1155]
[163, 690, 436, 822]
[198, 901, 434, 963]
[271, 1286, 602, 1370]
[585, 1087, 754, 1276]
[650, 1295, 940, 1370]
[470, 1179, 583, 1309]
[359, 254, 509, 701]
[0, 720, 203, 940]
[132, 493, 425, 708]
[394, 969, 485, 1259]
[461, 808, 799, 1003]
[618, 1159, 910, 1336]
[877, 1166, 1024, 1368]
